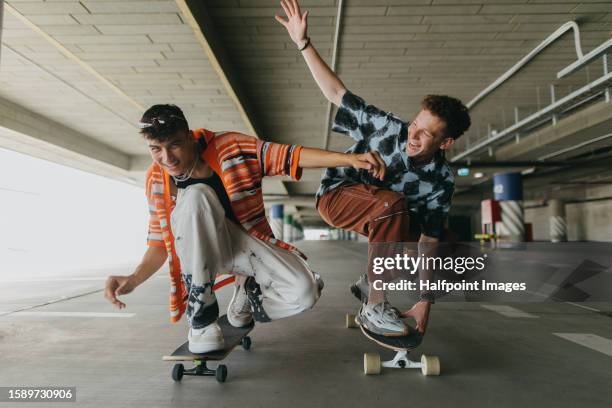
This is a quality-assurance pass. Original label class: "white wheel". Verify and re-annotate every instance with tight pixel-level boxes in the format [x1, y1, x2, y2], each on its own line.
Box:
[346, 313, 357, 329]
[421, 355, 440, 376]
[363, 353, 381, 375]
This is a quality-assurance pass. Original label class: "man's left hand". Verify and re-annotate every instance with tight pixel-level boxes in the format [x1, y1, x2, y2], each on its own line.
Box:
[401, 300, 431, 333]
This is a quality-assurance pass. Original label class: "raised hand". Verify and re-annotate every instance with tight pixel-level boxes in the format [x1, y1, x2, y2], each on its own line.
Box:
[274, 0, 309, 48]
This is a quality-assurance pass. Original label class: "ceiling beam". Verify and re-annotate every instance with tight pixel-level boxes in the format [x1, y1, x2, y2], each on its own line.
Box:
[0, 96, 138, 185]
[0, 1, 4, 62]
[4, 2, 144, 119]
[176, 0, 261, 137]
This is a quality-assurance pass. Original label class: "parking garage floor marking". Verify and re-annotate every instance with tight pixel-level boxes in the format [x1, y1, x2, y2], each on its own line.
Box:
[0, 311, 135, 318]
[564, 302, 601, 312]
[1, 275, 167, 282]
[553, 333, 612, 357]
[481, 304, 539, 318]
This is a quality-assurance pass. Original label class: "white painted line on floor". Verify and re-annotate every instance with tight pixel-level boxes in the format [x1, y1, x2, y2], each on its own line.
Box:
[525, 288, 603, 314]
[1, 275, 167, 283]
[553, 333, 612, 357]
[481, 304, 539, 318]
[1, 277, 107, 283]
[0, 311, 135, 318]
[564, 302, 601, 312]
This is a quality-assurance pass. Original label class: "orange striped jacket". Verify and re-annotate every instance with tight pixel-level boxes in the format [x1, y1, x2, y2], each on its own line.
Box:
[145, 128, 303, 322]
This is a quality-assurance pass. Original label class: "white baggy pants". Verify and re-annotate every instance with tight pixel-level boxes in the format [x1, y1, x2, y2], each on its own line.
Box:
[170, 183, 320, 329]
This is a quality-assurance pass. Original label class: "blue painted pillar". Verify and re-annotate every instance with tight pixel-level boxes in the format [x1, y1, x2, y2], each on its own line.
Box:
[493, 172, 524, 242]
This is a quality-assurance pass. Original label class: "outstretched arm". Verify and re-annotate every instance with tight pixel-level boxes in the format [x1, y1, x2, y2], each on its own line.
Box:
[299, 147, 386, 181]
[257, 138, 386, 181]
[275, 0, 346, 106]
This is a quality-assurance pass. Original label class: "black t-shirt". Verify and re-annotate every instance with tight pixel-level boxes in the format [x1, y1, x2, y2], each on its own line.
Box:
[175, 172, 238, 224]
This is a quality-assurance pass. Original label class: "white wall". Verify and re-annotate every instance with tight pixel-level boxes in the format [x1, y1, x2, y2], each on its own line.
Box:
[0, 148, 149, 278]
[524, 185, 612, 242]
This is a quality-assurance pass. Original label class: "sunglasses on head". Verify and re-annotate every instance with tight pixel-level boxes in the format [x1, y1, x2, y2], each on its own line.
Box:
[138, 115, 186, 129]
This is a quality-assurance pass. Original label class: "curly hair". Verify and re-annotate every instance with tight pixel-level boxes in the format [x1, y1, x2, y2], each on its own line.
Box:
[139, 104, 189, 141]
[421, 95, 471, 140]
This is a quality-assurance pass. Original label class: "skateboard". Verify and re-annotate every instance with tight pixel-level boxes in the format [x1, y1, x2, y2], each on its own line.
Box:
[346, 313, 440, 376]
[162, 315, 254, 383]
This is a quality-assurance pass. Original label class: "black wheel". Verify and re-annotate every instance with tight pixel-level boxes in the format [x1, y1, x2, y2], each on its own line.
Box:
[172, 363, 184, 382]
[216, 364, 228, 383]
[242, 336, 252, 350]
[398, 359, 406, 368]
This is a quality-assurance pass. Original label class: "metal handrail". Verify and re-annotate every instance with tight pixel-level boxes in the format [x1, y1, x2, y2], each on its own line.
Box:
[452, 71, 612, 162]
[557, 38, 612, 79]
[466, 21, 584, 110]
[452, 21, 612, 162]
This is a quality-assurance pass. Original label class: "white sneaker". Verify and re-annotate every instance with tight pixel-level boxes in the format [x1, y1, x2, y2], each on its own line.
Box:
[356, 302, 408, 337]
[188, 322, 224, 354]
[227, 279, 254, 328]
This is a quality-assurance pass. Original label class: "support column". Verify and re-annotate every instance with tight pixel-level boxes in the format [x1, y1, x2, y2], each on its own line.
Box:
[284, 214, 293, 243]
[549, 199, 567, 243]
[493, 172, 525, 242]
[291, 219, 301, 241]
[330, 228, 339, 240]
[270, 204, 284, 241]
[294, 221, 300, 241]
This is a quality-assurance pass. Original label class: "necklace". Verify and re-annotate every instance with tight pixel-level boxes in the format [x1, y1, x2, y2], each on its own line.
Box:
[171, 149, 199, 183]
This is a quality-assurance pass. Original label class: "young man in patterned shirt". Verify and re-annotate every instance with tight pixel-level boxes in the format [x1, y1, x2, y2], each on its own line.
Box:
[277, 0, 471, 336]
[104, 105, 386, 353]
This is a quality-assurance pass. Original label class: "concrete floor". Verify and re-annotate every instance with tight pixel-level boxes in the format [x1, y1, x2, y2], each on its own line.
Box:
[1, 241, 612, 408]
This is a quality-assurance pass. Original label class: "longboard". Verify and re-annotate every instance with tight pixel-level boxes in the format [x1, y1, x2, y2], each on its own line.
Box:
[346, 313, 440, 376]
[359, 322, 423, 351]
[163, 315, 254, 382]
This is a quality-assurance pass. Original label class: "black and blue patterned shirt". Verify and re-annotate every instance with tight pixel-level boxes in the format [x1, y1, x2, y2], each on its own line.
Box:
[316, 91, 455, 238]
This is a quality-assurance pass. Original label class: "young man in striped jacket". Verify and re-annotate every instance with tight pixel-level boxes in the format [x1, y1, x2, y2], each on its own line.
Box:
[104, 105, 386, 353]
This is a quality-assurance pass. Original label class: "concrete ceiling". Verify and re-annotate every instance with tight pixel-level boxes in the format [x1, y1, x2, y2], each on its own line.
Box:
[0, 0, 611, 226]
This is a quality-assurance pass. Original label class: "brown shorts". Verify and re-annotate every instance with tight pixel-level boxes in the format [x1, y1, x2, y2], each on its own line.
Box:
[316, 183, 420, 242]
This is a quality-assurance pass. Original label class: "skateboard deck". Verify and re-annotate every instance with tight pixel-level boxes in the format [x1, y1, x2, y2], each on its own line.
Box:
[163, 315, 254, 383]
[359, 323, 423, 351]
[163, 315, 254, 362]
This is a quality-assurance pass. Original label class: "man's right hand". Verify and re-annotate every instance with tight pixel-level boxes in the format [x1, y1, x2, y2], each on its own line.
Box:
[349, 151, 387, 181]
[104, 275, 136, 309]
[275, 0, 309, 48]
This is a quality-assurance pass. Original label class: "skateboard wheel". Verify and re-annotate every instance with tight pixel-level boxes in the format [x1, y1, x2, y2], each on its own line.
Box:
[421, 355, 440, 376]
[216, 364, 228, 383]
[363, 353, 381, 375]
[242, 336, 252, 351]
[172, 363, 184, 382]
[346, 314, 357, 329]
